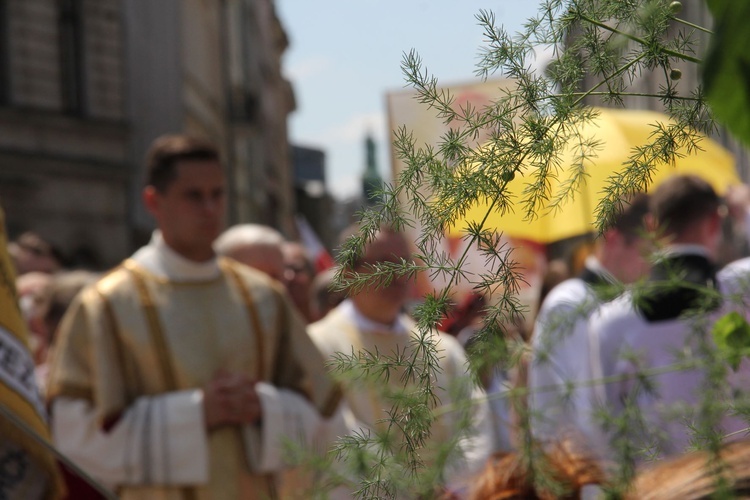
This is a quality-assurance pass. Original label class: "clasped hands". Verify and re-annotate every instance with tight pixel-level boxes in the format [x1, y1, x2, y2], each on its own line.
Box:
[202, 369, 262, 430]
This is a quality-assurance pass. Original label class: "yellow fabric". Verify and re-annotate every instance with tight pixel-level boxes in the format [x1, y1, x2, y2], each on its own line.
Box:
[0, 208, 64, 499]
[447, 107, 740, 243]
[47, 258, 335, 499]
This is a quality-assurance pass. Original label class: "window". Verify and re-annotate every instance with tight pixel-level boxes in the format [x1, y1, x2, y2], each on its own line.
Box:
[59, 0, 86, 115]
[0, 0, 9, 104]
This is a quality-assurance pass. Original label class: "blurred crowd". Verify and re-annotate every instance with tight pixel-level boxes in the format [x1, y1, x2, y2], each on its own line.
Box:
[4, 133, 750, 499]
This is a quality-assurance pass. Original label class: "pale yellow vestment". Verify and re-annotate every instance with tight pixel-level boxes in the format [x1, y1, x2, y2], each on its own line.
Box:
[47, 246, 337, 500]
[308, 302, 492, 497]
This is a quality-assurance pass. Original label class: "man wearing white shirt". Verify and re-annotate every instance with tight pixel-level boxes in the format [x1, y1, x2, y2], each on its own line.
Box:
[308, 226, 492, 498]
[46, 134, 337, 499]
[718, 183, 750, 293]
[529, 193, 650, 454]
[590, 175, 747, 462]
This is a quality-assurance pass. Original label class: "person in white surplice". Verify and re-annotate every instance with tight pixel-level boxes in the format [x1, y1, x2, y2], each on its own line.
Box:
[528, 193, 650, 456]
[46, 134, 339, 499]
[308, 226, 493, 498]
[590, 175, 750, 462]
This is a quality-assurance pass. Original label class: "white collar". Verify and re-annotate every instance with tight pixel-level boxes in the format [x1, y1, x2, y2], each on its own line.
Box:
[584, 255, 618, 284]
[338, 299, 409, 336]
[130, 231, 221, 281]
[657, 244, 711, 260]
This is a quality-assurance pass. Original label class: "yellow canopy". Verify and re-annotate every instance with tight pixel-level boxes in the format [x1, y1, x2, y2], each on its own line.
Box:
[448, 107, 740, 243]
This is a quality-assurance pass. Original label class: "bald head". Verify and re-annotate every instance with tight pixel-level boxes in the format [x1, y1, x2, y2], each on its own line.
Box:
[348, 227, 413, 324]
[214, 224, 286, 281]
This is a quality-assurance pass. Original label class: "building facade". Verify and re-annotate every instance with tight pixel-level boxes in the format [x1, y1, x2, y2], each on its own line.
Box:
[290, 145, 338, 250]
[0, 0, 296, 268]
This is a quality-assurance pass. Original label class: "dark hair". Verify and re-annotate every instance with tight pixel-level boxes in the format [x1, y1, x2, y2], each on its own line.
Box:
[144, 134, 220, 192]
[11, 231, 67, 268]
[609, 192, 650, 244]
[649, 175, 720, 236]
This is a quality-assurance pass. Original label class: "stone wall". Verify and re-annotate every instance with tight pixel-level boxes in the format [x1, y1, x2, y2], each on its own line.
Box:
[0, 0, 129, 269]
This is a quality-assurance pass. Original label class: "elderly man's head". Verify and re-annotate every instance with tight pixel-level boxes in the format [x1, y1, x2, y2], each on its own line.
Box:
[214, 224, 286, 281]
[282, 241, 316, 320]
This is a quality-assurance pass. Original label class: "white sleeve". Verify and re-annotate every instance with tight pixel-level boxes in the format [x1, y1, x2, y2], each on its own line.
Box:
[243, 382, 326, 473]
[531, 305, 596, 443]
[52, 390, 209, 488]
[442, 384, 494, 497]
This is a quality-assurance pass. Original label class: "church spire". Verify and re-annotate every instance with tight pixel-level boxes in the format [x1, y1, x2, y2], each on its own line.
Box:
[362, 133, 383, 205]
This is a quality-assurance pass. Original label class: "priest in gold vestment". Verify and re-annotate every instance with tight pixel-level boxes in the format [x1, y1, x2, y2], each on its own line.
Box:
[308, 227, 494, 498]
[46, 135, 337, 499]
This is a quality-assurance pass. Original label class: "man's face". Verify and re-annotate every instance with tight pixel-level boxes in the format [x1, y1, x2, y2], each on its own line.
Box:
[283, 243, 313, 290]
[355, 230, 412, 306]
[611, 235, 652, 284]
[145, 159, 226, 261]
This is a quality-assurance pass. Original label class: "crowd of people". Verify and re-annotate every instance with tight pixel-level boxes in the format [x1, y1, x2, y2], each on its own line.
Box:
[518, 175, 750, 497]
[3, 132, 750, 499]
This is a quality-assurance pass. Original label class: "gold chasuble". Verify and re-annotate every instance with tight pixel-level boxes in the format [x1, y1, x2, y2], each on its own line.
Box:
[47, 246, 337, 500]
[0, 209, 64, 500]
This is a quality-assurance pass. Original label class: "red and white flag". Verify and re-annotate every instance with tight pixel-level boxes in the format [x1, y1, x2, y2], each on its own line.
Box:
[295, 215, 334, 273]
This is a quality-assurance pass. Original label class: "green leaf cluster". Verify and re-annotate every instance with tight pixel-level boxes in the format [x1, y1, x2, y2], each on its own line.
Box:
[712, 311, 750, 371]
[703, 0, 750, 148]
[327, 0, 750, 498]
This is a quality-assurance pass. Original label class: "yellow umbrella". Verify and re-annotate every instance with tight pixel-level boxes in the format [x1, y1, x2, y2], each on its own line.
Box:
[448, 107, 740, 243]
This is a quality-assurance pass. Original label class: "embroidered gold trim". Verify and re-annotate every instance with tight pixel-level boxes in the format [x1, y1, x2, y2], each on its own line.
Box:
[270, 286, 286, 383]
[48, 382, 93, 402]
[221, 259, 266, 380]
[95, 285, 141, 403]
[124, 259, 179, 391]
[273, 286, 284, 364]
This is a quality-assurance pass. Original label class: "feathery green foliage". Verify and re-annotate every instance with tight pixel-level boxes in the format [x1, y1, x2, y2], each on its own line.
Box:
[326, 1, 750, 498]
